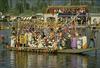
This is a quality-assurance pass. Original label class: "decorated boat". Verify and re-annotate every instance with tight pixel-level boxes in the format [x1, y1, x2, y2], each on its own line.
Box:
[5, 46, 99, 54]
[5, 46, 57, 53]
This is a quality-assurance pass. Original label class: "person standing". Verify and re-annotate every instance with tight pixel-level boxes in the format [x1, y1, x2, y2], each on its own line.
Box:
[10, 35, 16, 47]
[10, 27, 17, 47]
[89, 33, 95, 48]
[27, 30, 33, 47]
[82, 35, 88, 49]
[77, 34, 83, 49]
[71, 35, 77, 49]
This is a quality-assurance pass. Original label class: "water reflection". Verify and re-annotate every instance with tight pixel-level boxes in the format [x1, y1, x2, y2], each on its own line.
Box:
[10, 51, 15, 68]
[7, 52, 97, 68]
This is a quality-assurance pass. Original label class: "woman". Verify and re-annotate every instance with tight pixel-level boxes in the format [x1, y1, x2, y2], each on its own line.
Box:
[71, 35, 77, 49]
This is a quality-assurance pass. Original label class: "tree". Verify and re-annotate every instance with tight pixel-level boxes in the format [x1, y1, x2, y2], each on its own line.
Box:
[48, 0, 52, 5]
[0, 0, 9, 13]
[36, 0, 48, 13]
[71, 0, 80, 5]
[25, 3, 30, 10]
[9, 0, 12, 8]
[16, 2, 24, 14]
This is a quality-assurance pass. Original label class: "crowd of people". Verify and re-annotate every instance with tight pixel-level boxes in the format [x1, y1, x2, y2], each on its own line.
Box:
[10, 23, 91, 50]
[48, 7, 88, 25]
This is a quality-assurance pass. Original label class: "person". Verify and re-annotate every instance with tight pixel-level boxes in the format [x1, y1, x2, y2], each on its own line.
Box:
[19, 32, 26, 47]
[11, 27, 17, 36]
[10, 35, 16, 47]
[82, 35, 88, 49]
[27, 30, 33, 47]
[37, 34, 44, 48]
[71, 35, 77, 49]
[52, 40, 58, 50]
[65, 34, 71, 49]
[77, 34, 83, 49]
[50, 28, 55, 40]
[10, 27, 17, 47]
[89, 34, 95, 48]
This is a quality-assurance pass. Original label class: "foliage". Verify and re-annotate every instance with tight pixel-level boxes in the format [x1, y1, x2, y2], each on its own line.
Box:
[36, 0, 48, 13]
[15, 2, 24, 14]
[0, 0, 100, 15]
[0, 0, 9, 13]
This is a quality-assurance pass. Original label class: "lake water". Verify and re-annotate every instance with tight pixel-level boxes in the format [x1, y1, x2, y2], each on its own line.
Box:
[0, 29, 100, 68]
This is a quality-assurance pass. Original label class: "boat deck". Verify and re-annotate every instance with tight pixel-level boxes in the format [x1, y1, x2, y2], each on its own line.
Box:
[6, 47, 57, 53]
[58, 48, 99, 54]
[5, 46, 100, 54]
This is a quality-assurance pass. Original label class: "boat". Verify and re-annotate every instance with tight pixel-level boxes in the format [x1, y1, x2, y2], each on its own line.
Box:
[5, 46, 100, 54]
[5, 46, 57, 53]
[58, 48, 99, 54]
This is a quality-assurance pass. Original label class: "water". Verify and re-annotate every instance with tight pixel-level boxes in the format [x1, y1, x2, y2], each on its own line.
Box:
[0, 29, 100, 68]
[0, 51, 100, 68]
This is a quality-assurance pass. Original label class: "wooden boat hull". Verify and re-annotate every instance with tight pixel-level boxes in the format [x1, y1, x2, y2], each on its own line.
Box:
[5, 46, 100, 54]
[5, 46, 57, 53]
[58, 48, 99, 54]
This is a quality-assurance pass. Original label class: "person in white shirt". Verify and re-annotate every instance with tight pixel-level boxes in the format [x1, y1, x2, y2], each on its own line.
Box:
[10, 35, 16, 47]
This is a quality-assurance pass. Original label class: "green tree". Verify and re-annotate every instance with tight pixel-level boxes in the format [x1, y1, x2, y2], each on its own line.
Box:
[0, 0, 9, 13]
[16, 2, 24, 14]
[36, 0, 48, 13]
[25, 3, 30, 10]
[9, 0, 12, 8]
[48, 0, 52, 5]
[71, 0, 80, 5]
